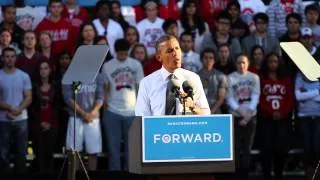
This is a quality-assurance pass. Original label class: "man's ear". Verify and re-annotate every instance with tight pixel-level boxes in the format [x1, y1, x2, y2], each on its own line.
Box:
[156, 53, 162, 62]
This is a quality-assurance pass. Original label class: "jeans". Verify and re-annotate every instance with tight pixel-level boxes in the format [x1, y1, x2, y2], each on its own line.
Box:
[101, 110, 134, 171]
[299, 116, 320, 169]
[0, 120, 28, 173]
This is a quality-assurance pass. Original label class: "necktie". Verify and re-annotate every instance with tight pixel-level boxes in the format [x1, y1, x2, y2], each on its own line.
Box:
[165, 74, 176, 115]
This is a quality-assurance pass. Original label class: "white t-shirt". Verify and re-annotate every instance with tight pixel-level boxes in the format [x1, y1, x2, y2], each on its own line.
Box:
[137, 17, 165, 56]
[93, 18, 124, 57]
[101, 57, 144, 116]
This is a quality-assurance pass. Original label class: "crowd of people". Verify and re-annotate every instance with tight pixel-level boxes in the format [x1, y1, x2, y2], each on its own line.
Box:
[0, 0, 320, 180]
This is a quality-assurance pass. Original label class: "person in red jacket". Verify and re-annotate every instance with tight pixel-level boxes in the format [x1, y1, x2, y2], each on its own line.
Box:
[258, 52, 295, 180]
[35, 0, 77, 58]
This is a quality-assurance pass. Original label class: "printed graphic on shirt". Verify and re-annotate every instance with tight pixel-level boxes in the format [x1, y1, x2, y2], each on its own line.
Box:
[262, 84, 287, 110]
[210, 0, 229, 10]
[47, 29, 69, 41]
[232, 80, 254, 104]
[110, 67, 136, 91]
[144, 28, 163, 49]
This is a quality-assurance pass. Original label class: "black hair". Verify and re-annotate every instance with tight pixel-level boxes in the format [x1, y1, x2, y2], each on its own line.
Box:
[253, 12, 269, 24]
[78, 22, 98, 47]
[304, 4, 320, 15]
[162, 19, 178, 32]
[286, 13, 302, 25]
[226, 1, 241, 11]
[95, 0, 110, 11]
[114, 38, 130, 52]
[216, 10, 232, 22]
[180, 31, 195, 41]
[48, 0, 62, 6]
[260, 52, 286, 78]
[250, 45, 265, 59]
[200, 48, 217, 61]
[2, 47, 16, 56]
[1, 5, 15, 13]
[180, 0, 206, 35]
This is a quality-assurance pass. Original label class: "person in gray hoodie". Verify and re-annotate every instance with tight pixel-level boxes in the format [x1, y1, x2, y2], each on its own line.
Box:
[242, 13, 280, 56]
[200, 11, 242, 59]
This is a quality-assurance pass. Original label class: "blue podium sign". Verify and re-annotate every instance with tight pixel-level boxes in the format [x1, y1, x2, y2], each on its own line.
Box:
[142, 115, 233, 163]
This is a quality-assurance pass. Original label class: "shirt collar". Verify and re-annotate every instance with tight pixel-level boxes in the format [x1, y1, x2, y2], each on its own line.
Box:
[183, 51, 193, 57]
[160, 66, 184, 81]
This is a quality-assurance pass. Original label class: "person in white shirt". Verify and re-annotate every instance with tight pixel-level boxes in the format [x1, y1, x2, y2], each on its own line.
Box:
[135, 35, 210, 116]
[180, 32, 202, 73]
[137, 1, 164, 58]
[101, 39, 144, 171]
[92, 1, 123, 57]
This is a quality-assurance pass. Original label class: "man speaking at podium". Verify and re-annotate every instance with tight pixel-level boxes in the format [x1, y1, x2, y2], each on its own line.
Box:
[135, 35, 210, 116]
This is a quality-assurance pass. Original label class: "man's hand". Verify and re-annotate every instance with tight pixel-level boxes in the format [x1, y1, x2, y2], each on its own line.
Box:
[40, 122, 51, 131]
[10, 107, 22, 116]
[82, 112, 93, 123]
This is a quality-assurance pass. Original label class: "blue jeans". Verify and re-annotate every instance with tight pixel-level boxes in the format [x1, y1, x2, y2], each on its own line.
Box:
[101, 110, 134, 171]
[0, 120, 28, 173]
[299, 116, 320, 168]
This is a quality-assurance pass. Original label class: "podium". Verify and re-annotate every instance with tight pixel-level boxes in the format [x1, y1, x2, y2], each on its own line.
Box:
[129, 115, 235, 179]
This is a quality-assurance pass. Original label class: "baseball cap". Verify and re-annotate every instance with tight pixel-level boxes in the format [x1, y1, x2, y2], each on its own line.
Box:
[301, 27, 313, 37]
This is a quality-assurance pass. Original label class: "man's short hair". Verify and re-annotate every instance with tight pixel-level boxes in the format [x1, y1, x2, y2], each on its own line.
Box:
[114, 38, 130, 52]
[305, 4, 320, 15]
[2, 47, 16, 56]
[95, 0, 110, 11]
[286, 13, 302, 25]
[1, 5, 15, 13]
[155, 35, 177, 53]
[216, 11, 232, 22]
[200, 48, 217, 61]
[48, 0, 62, 6]
[253, 13, 269, 24]
[180, 31, 194, 41]
[162, 19, 177, 32]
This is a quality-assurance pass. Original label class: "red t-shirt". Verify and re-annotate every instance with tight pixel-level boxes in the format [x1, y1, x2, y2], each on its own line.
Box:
[61, 5, 89, 29]
[35, 17, 77, 57]
[259, 75, 295, 120]
[16, 52, 48, 79]
[34, 88, 59, 129]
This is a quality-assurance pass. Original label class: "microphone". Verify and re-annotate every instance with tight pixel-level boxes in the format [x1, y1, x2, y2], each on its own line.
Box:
[182, 80, 195, 99]
[170, 79, 181, 98]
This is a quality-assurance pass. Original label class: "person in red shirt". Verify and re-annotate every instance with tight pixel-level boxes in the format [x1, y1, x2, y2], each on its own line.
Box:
[35, 0, 77, 58]
[16, 31, 48, 81]
[61, 0, 89, 30]
[31, 60, 61, 173]
[258, 52, 295, 180]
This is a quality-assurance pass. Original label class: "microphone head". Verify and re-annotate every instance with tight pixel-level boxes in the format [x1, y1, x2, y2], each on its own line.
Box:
[182, 80, 195, 93]
[170, 79, 181, 92]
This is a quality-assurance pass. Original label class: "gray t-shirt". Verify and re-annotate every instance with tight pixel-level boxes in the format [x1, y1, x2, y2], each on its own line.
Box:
[0, 69, 32, 121]
[198, 69, 228, 113]
[101, 57, 144, 116]
[62, 74, 105, 117]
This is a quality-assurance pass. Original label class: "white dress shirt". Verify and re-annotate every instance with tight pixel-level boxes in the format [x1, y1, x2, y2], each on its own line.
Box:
[135, 67, 210, 116]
